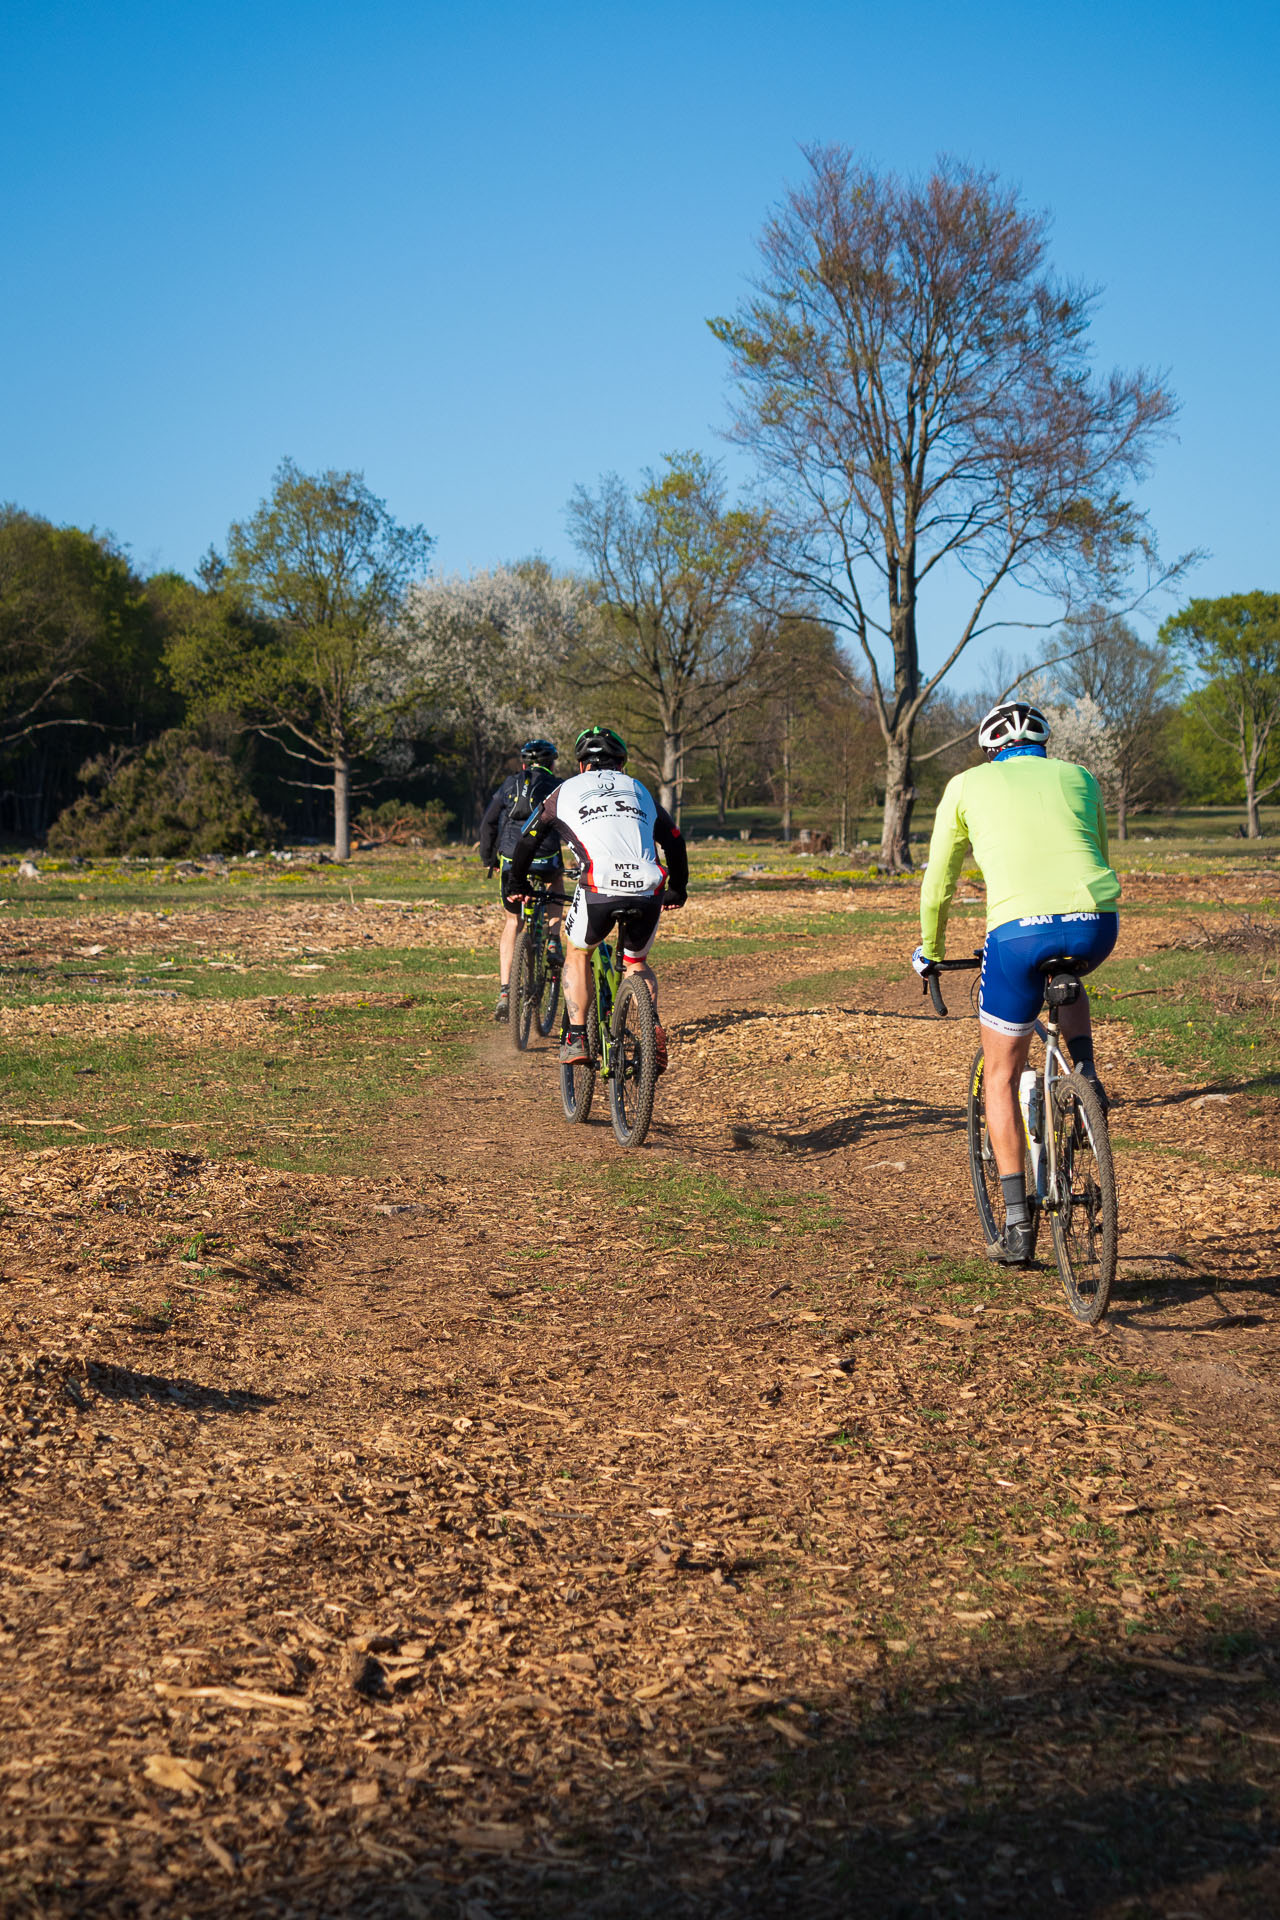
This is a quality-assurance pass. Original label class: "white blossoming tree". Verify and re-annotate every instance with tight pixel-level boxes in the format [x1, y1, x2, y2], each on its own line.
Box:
[398, 563, 588, 828]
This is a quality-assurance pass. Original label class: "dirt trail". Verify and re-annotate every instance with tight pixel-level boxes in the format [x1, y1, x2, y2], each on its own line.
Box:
[3, 935, 1280, 1916]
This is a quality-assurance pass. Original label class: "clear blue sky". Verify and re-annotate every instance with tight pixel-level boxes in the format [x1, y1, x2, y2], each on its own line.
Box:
[3, 0, 1276, 682]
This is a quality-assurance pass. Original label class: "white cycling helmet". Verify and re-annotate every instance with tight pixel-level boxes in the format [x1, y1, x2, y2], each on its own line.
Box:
[977, 700, 1051, 757]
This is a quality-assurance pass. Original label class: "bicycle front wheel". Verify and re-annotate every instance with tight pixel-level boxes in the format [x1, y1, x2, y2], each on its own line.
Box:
[1049, 1073, 1117, 1324]
[510, 926, 536, 1051]
[609, 976, 658, 1148]
[966, 1048, 1039, 1258]
[559, 998, 599, 1123]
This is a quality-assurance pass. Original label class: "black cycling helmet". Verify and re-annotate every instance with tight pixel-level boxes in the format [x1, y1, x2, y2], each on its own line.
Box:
[574, 725, 628, 768]
[520, 737, 558, 768]
[977, 700, 1051, 758]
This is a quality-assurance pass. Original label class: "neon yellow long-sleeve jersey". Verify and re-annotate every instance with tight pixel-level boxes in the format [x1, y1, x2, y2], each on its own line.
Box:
[919, 754, 1120, 959]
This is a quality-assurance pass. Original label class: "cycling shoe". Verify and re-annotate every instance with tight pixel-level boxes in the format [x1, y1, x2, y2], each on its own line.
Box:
[984, 1221, 1037, 1266]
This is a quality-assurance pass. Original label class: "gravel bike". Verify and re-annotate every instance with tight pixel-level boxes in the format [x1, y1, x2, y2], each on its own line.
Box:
[559, 911, 661, 1149]
[922, 953, 1118, 1324]
[510, 877, 563, 1052]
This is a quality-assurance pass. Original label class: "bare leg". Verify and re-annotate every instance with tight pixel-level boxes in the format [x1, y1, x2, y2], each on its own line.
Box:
[498, 908, 519, 989]
[624, 958, 659, 1015]
[562, 945, 590, 1025]
[980, 1025, 1034, 1178]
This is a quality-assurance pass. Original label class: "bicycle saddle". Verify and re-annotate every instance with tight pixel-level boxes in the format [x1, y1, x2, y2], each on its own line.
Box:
[1039, 958, 1083, 1007]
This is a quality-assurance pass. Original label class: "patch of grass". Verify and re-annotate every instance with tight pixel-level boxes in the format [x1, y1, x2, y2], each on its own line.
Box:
[774, 964, 894, 1000]
[1096, 948, 1280, 1083]
[0, 978, 489, 1172]
[580, 1160, 842, 1251]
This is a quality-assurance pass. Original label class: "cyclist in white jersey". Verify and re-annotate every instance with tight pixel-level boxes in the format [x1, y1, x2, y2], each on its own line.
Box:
[506, 726, 688, 1071]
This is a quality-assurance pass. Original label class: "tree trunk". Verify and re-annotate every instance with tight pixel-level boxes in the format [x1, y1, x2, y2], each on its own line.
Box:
[839, 794, 848, 851]
[781, 705, 792, 842]
[879, 731, 916, 869]
[334, 750, 351, 861]
[1246, 764, 1262, 838]
[659, 727, 682, 815]
[1117, 784, 1128, 841]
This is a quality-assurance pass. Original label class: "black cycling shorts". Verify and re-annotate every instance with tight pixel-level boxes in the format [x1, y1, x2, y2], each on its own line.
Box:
[499, 853, 563, 913]
[564, 889, 662, 960]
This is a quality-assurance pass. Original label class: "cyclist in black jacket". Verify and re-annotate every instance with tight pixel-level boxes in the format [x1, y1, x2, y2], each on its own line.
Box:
[478, 739, 564, 1022]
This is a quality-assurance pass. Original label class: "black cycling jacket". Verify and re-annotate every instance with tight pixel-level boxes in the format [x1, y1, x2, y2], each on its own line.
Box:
[478, 768, 562, 867]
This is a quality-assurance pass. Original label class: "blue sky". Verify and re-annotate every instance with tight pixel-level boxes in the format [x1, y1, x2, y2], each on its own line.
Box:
[2, 0, 1276, 684]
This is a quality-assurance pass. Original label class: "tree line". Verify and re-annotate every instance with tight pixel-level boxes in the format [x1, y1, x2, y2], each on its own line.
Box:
[3, 151, 1278, 859]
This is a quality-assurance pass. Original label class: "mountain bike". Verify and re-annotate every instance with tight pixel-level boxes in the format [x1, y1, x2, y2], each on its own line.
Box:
[510, 877, 563, 1052]
[922, 954, 1118, 1324]
[559, 912, 661, 1149]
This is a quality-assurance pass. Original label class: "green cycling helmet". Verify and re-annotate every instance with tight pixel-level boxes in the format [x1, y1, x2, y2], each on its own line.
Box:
[574, 725, 628, 768]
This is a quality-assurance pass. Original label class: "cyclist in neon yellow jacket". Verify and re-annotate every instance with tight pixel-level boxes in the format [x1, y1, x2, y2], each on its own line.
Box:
[913, 701, 1120, 1265]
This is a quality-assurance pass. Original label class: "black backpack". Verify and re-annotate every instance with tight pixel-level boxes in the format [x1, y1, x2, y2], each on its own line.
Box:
[507, 769, 541, 826]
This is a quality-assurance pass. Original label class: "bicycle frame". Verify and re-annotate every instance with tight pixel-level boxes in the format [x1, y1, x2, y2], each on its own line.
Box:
[588, 937, 624, 1077]
[1027, 1012, 1074, 1214]
[923, 953, 1078, 1214]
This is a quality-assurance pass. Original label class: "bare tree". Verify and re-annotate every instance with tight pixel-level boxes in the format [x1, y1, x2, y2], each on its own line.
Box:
[567, 453, 772, 812]
[711, 148, 1186, 867]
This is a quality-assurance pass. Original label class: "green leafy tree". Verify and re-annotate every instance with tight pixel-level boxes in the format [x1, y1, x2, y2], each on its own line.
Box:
[168, 461, 433, 859]
[567, 453, 772, 812]
[1161, 592, 1280, 837]
[0, 508, 177, 835]
[711, 148, 1186, 868]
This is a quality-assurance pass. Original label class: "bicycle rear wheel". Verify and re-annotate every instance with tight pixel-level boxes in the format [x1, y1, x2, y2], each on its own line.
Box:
[510, 926, 536, 1051]
[535, 945, 560, 1038]
[1049, 1073, 1117, 1324]
[609, 976, 657, 1148]
[559, 998, 599, 1123]
[966, 1047, 1039, 1257]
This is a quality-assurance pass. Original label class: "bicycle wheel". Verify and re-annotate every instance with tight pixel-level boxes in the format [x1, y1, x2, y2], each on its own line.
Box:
[510, 926, 535, 1051]
[535, 943, 560, 1038]
[1049, 1073, 1117, 1324]
[559, 997, 599, 1123]
[609, 976, 658, 1148]
[966, 1048, 1040, 1257]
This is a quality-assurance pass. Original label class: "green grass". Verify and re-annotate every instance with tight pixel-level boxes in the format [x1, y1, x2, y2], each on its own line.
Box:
[774, 963, 896, 1000]
[0, 948, 491, 1171]
[1094, 948, 1280, 1083]
[580, 1160, 843, 1252]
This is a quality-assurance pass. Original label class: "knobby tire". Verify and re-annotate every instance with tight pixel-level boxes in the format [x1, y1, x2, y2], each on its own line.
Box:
[1049, 1073, 1117, 1324]
[609, 976, 658, 1149]
[559, 998, 599, 1124]
[535, 944, 560, 1038]
[510, 926, 536, 1052]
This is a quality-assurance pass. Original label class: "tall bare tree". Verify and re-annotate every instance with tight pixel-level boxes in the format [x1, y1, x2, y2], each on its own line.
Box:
[711, 148, 1185, 867]
[567, 452, 772, 812]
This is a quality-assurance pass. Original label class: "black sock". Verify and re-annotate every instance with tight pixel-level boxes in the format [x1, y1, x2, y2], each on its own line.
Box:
[1070, 1034, 1095, 1074]
[1001, 1173, 1029, 1228]
[568, 1022, 586, 1038]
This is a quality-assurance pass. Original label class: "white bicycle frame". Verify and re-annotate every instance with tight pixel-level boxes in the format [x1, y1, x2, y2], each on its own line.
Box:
[1025, 1009, 1074, 1213]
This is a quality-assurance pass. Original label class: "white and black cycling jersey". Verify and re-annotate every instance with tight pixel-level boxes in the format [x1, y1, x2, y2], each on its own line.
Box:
[512, 767, 686, 900]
